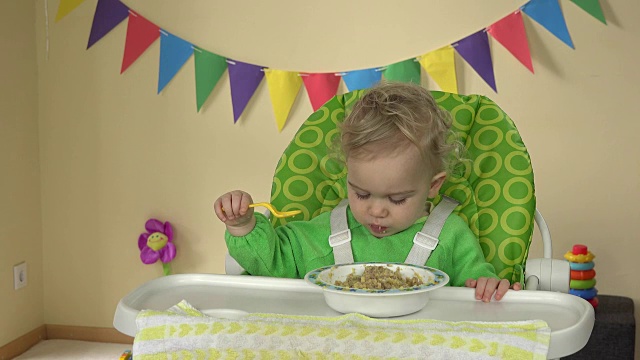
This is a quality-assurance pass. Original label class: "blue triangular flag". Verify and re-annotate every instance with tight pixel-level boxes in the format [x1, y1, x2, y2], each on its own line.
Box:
[158, 31, 194, 93]
[454, 30, 497, 92]
[342, 68, 382, 91]
[522, 0, 575, 49]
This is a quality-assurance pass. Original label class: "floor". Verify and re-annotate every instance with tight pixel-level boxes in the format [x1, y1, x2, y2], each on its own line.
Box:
[14, 340, 131, 360]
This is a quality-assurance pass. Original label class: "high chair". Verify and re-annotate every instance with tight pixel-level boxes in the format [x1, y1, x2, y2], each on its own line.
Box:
[226, 90, 570, 293]
[114, 90, 595, 359]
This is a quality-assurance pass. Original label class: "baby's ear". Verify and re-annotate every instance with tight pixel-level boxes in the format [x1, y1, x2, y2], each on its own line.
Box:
[428, 172, 447, 198]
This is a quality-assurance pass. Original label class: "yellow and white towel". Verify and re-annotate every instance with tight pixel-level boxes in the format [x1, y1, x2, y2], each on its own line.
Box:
[133, 300, 550, 359]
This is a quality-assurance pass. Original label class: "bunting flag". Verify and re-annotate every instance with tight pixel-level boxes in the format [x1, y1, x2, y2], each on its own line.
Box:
[454, 30, 497, 92]
[264, 70, 303, 132]
[570, 0, 606, 24]
[301, 73, 341, 111]
[342, 68, 382, 92]
[419, 46, 458, 94]
[487, 11, 534, 73]
[87, 0, 129, 49]
[522, 0, 575, 49]
[194, 48, 228, 112]
[228, 60, 265, 123]
[383, 59, 421, 84]
[56, 0, 611, 128]
[158, 31, 193, 94]
[121, 11, 160, 74]
[55, 0, 86, 22]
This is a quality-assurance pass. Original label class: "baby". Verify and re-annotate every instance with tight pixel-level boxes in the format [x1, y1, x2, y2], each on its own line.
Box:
[214, 81, 520, 302]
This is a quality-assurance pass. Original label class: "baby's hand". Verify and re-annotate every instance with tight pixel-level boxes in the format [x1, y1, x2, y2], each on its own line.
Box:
[465, 277, 522, 302]
[214, 190, 256, 236]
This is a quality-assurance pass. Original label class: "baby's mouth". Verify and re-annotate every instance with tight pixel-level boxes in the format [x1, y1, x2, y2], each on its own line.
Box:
[369, 224, 388, 235]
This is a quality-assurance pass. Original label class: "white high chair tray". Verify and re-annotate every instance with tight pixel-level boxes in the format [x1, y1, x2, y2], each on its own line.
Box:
[114, 273, 594, 359]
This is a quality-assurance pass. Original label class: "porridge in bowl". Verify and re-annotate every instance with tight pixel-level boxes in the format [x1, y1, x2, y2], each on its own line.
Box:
[305, 263, 449, 317]
[334, 264, 425, 290]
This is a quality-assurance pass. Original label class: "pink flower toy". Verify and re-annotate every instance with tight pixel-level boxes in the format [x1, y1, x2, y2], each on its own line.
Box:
[138, 218, 176, 275]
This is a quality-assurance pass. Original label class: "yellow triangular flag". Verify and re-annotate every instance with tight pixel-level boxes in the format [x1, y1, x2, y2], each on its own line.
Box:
[264, 69, 302, 132]
[55, 0, 86, 22]
[419, 45, 458, 94]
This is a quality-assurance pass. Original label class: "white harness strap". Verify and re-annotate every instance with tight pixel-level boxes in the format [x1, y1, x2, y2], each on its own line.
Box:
[329, 199, 353, 264]
[404, 196, 459, 266]
[328, 196, 459, 265]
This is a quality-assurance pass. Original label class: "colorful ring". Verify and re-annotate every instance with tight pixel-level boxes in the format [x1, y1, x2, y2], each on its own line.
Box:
[570, 287, 597, 299]
[570, 269, 595, 280]
[569, 261, 594, 271]
[564, 251, 595, 263]
[587, 297, 599, 308]
[570, 278, 597, 290]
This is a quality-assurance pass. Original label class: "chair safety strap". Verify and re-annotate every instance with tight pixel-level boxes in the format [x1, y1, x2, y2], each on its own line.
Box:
[328, 196, 459, 266]
[404, 196, 459, 266]
[329, 199, 353, 264]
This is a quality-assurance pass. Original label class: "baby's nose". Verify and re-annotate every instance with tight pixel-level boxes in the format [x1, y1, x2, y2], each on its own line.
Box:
[368, 202, 388, 217]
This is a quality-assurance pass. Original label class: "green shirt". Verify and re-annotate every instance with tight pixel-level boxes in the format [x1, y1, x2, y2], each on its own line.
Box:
[225, 207, 498, 287]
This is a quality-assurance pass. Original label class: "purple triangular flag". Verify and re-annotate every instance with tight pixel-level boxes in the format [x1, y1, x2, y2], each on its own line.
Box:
[228, 59, 264, 123]
[87, 0, 129, 49]
[454, 30, 497, 92]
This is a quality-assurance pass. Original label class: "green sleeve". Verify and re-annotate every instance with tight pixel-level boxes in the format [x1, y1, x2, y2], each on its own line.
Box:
[225, 213, 334, 278]
[445, 216, 499, 286]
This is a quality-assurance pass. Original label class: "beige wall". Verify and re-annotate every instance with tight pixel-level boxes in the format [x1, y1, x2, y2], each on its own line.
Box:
[3, 0, 638, 351]
[0, 0, 44, 346]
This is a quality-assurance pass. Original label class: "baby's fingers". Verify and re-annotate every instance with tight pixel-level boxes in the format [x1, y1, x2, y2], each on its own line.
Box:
[512, 282, 522, 291]
[464, 279, 477, 288]
[493, 279, 511, 301]
[213, 197, 229, 221]
[480, 278, 500, 302]
[474, 277, 488, 301]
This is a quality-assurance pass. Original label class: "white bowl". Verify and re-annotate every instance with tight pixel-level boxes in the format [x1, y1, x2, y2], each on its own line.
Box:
[304, 262, 449, 317]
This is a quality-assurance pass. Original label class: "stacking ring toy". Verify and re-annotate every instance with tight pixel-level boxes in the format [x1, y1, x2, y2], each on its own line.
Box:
[569, 261, 594, 271]
[570, 269, 596, 280]
[564, 251, 594, 263]
[570, 287, 598, 299]
[570, 278, 597, 290]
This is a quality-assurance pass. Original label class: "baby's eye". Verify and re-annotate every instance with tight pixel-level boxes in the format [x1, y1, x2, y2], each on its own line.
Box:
[355, 193, 370, 200]
[389, 197, 407, 205]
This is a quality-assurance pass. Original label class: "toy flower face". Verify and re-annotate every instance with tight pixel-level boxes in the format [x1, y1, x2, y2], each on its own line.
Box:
[147, 232, 168, 251]
[138, 219, 176, 264]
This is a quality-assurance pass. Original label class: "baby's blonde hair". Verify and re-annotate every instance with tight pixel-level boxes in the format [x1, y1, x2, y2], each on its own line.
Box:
[339, 81, 459, 176]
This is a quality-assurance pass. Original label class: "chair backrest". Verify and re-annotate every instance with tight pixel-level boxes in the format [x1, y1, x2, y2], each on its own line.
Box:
[269, 90, 535, 283]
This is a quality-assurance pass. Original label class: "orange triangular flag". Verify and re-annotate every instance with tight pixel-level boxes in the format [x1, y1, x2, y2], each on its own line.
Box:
[488, 11, 534, 73]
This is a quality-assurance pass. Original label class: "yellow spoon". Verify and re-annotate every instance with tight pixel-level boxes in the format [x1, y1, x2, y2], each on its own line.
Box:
[249, 202, 302, 218]
[222, 202, 302, 219]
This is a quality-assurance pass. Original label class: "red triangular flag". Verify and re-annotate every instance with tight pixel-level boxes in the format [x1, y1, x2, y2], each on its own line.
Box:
[121, 11, 160, 73]
[301, 73, 341, 111]
[487, 11, 534, 73]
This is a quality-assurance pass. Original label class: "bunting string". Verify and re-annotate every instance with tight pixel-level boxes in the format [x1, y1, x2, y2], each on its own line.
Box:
[54, 0, 607, 132]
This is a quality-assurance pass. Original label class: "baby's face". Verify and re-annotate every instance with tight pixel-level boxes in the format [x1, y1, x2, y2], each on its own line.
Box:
[346, 145, 438, 238]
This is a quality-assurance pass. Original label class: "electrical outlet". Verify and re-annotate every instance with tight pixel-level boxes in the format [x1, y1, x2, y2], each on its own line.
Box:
[14, 262, 27, 290]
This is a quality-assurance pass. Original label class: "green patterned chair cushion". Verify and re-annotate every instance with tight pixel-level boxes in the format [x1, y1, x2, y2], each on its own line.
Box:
[269, 90, 535, 283]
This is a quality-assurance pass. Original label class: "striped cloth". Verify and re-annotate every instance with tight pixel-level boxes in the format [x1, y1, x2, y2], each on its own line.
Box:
[133, 300, 550, 359]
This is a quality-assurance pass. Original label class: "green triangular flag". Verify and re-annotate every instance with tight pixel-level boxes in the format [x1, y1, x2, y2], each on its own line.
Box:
[570, 0, 606, 24]
[194, 47, 227, 112]
[383, 59, 421, 84]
